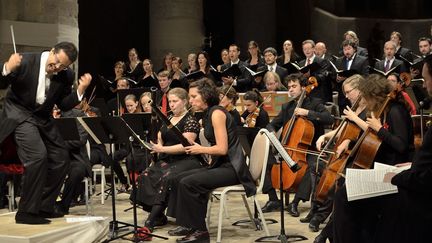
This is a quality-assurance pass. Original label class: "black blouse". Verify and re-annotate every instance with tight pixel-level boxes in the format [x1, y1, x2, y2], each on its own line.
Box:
[159, 113, 200, 163]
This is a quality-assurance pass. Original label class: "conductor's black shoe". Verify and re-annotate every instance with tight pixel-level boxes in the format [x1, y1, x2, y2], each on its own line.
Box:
[286, 203, 300, 217]
[313, 233, 327, 243]
[261, 200, 281, 213]
[176, 230, 210, 243]
[15, 211, 51, 224]
[168, 226, 194, 236]
[299, 211, 314, 223]
[309, 218, 320, 232]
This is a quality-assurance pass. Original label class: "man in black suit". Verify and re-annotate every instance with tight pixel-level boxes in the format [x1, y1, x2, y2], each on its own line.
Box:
[390, 31, 413, 61]
[335, 39, 369, 109]
[254, 47, 289, 90]
[374, 41, 406, 74]
[0, 42, 91, 224]
[342, 30, 369, 58]
[298, 40, 331, 102]
[220, 44, 252, 92]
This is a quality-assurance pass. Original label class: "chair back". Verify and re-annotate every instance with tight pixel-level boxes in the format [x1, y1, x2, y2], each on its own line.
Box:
[199, 128, 212, 163]
[248, 129, 270, 183]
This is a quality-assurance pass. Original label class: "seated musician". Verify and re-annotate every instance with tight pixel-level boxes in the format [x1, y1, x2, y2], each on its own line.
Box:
[135, 88, 203, 235]
[387, 73, 417, 115]
[374, 54, 432, 243]
[217, 85, 242, 126]
[332, 74, 414, 243]
[54, 103, 92, 215]
[262, 72, 288, 92]
[168, 79, 256, 242]
[139, 92, 153, 113]
[240, 89, 270, 129]
[261, 73, 334, 229]
[313, 74, 368, 243]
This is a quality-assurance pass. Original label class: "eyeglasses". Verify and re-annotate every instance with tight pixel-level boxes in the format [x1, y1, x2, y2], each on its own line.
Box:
[53, 53, 69, 70]
[344, 88, 356, 95]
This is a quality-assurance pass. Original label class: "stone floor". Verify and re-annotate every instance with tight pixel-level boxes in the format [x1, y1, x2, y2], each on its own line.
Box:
[0, 188, 328, 243]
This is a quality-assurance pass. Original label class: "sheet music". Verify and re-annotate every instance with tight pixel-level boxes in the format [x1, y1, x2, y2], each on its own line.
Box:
[345, 162, 411, 201]
[259, 129, 298, 170]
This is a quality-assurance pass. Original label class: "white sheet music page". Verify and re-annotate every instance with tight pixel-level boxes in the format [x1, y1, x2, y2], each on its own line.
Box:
[345, 162, 411, 201]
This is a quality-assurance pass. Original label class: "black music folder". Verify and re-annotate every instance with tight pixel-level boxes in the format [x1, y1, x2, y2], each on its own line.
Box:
[328, 60, 359, 78]
[210, 64, 242, 80]
[283, 61, 321, 74]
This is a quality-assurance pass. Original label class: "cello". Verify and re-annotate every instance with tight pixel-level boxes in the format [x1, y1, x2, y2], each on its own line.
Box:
[350, 91, 397, 169]
[314, 96, 363, 202]
[271, 77, 318, 190]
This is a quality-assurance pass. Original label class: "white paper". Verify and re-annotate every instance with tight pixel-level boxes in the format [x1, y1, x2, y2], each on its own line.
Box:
[345, 162, 410, 201]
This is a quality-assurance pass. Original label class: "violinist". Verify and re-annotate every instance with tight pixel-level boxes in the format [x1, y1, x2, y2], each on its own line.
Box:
[332, 74, 414, 243]
[240, 89, 269, 129]
[387, 73, 417, 115]
[261, 73, 334, 214]
[217, 85, 242, 126]
[106, 77, 130, 116]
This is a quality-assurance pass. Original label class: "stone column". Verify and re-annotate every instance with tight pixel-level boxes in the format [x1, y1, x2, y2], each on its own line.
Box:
[149, 0, 204, 71]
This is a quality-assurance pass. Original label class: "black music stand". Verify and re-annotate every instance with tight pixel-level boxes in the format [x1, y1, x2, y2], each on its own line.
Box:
[78, 116, 168, 242]
[121, 113, 152, 212]
[256, 129, 307, 243]
[232, 127, 278, 230]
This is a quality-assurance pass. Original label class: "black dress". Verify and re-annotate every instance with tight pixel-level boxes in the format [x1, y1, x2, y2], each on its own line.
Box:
[135, 113, 202, 214]
[333, 101, 414, 243]
[174, 106, 256, 231]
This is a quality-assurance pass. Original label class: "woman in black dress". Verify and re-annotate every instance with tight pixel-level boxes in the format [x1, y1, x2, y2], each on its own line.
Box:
[169, 78, 256, 243]
[332, 74, 414, 243]
[135, 87, 202, 233]
[217, 85, 242, 126]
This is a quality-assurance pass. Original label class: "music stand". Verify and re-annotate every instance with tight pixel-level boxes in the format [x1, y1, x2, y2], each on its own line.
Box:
[255, 129, 307, 243]
[121, 113, 152, 212]
[77, 116, 168, 242]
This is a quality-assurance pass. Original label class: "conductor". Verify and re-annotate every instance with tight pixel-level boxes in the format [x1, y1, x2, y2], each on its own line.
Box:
[0, 42, 91, 224]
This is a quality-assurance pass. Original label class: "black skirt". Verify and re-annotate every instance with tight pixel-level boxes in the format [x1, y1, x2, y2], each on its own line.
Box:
[133, 156, 202, 215]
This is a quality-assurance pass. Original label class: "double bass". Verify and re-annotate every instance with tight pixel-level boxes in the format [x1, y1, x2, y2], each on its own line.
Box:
[314, 97, 363, 202]
[271, 77, 318, 190]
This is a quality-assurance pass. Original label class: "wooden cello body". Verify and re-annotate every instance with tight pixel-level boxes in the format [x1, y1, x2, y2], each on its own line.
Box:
[314, 98, 362, 202]
[315, 120, 361, 202]
[350, 91, 396, 170]
[271, 77, 317, 190]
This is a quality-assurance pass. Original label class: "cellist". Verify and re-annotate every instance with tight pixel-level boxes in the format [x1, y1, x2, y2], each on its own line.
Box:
[332, 74, 414, 243]
[261, 73, 334, 214]
[313, 74, 368, 243]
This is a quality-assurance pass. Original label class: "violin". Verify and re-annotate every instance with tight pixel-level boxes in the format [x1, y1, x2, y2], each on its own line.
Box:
[244, 94, 271, 128]
[400, 72, 412, 87]
[245, 108, 260, 128]
[271, 77, 318, 190]
[81, 86, 98, 117]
